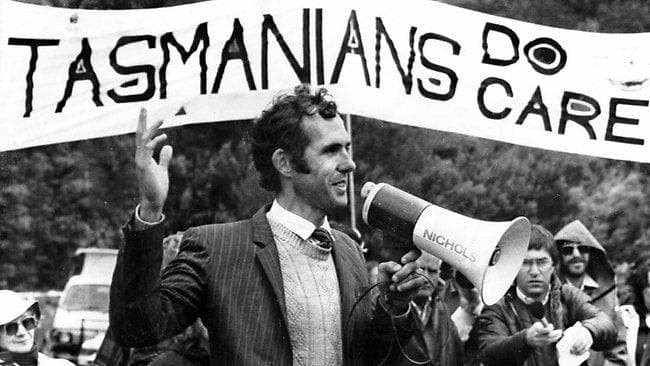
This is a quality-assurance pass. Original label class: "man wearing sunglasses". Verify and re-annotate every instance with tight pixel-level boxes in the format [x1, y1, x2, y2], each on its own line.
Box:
[0, 290, 74, 366]
[555, 220, 629, 366]
[474, 224, 616, 366]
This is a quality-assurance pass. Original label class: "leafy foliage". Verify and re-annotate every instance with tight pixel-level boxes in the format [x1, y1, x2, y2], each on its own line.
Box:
[1, 0, 649, 289]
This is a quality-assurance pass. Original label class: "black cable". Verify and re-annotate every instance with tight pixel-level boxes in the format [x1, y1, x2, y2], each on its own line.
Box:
[345, 272, 455, 365]
[383, 272, 452, 366]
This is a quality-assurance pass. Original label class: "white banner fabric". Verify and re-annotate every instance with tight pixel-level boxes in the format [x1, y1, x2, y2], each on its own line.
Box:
[1, 0, 649, 162]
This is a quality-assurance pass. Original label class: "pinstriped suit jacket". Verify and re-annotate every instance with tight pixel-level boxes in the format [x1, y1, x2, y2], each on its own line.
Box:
[110, 205, 409, 365]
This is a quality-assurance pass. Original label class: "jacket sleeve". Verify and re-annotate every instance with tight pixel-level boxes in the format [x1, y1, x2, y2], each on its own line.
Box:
[372, 293, 416, 337]
[563, 285, 617, 351]
[109, 219, 208, 347]
[343, 236, 416, 365]
[475, 304, 533, 366]
[601, 292, 630, 366]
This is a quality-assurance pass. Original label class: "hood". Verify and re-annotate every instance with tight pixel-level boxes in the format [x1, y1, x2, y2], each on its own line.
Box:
[554, 220, 615, 298]
[554, 220, 605, 252]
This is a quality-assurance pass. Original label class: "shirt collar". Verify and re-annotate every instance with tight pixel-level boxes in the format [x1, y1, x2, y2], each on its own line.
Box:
[411, 297, 433, 323]
[583, 274, 599, 289]
[516, 285, 550, 305]
[564, 274, 599, 291]
[266, 200, 332, 241]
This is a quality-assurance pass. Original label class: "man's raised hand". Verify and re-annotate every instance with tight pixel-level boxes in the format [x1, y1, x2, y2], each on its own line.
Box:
[135, 108, 173, 222]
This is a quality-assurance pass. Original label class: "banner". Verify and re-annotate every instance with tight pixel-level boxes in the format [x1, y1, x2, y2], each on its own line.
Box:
[1, 0, 649, 162]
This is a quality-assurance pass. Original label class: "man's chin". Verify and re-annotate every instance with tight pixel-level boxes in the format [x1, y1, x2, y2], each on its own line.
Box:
[327, 201, 349, 216]
[9, 343, 33, 353]
[332, 195, 349, 208]
[567, 263, 586, 276]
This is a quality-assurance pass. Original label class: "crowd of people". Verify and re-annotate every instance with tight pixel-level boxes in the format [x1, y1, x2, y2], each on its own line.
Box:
[1, 85, 648, 366]
[394, 217, 650, 366]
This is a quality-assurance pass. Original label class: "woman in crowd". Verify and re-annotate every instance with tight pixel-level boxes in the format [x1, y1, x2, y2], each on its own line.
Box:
[0, 290, 73, 366]
[627, 254, 650, 366]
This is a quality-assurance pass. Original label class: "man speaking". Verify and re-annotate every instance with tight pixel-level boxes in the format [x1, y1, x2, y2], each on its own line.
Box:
[109, 85, 424, 365]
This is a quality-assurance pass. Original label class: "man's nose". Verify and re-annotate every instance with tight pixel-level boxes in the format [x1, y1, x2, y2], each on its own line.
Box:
[339, 150, 356, 173]
[529, 262, 541, 275]
[572, 246, 581, 256]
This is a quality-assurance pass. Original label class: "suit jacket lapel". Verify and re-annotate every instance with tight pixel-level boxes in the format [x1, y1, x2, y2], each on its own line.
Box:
[332, 234, 358, 320]
[331, 232, 365, 361]
[252, 205, 287, 319]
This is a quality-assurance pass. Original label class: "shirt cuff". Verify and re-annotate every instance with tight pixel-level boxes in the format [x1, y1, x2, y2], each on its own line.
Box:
[392, 303, 412, 320]
[132, 204, 165, 230]
[379, 295, 412, 319]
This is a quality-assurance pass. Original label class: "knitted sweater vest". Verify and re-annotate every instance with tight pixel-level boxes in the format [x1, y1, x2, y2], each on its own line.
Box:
[268, 219, 343, 366]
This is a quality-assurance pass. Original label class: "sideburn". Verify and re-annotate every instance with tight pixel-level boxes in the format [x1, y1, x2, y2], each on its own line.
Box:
[291, 155, 311, 174]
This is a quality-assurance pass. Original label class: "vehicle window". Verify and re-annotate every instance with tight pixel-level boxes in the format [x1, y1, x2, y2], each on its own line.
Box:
[61, 285, 109, 312]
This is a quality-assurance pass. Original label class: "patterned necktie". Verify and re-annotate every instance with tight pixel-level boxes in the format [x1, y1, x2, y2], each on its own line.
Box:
[311, 228, 333, 249]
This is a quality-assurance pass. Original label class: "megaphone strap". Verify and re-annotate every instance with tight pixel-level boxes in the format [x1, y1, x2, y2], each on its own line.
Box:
[588, 284, 615, 303]
[348, 272, 455, 366]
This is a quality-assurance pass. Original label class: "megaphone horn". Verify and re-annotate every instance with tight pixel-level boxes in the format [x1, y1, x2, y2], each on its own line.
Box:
[361, 182, 530, 306]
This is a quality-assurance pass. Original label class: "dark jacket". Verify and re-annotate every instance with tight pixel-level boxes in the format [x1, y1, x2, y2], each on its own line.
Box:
[387, 295, 464, 366]
[109, 205, 414, 365]
[475, 276, 617, 366]
[555, 220, 628, 366]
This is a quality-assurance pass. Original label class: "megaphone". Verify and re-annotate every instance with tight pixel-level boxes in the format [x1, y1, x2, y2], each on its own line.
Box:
[361, 182, 530, 305]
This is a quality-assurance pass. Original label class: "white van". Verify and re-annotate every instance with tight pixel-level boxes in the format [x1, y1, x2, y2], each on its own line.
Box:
[49, 248, 117, 362]
[70, 248, 119, 278]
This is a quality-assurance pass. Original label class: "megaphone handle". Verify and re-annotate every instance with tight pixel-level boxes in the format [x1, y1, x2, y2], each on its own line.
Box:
[382, 231, 418, 264]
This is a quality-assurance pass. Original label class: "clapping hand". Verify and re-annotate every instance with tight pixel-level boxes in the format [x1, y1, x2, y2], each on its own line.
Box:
[525, 322, 563, 348]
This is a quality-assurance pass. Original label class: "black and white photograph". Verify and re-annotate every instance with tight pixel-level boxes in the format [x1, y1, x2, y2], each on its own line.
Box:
[1, 0, 649, 365]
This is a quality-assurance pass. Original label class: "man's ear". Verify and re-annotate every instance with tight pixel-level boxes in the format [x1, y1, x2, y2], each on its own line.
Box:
[271, 148, 293, 178]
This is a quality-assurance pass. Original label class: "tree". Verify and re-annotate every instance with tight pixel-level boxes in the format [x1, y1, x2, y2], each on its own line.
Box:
[570, 170, 650, 262]
[2, 0, 649, 289]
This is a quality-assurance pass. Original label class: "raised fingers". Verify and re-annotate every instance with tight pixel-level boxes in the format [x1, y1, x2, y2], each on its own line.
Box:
[136, 108, 147, 141]
[159, 145, 173, 168]
[147, 133, 168, 150]
[142, 120, 164, 144]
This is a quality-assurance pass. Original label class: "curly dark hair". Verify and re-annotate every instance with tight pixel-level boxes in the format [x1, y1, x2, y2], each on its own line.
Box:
[529, 224, 560, 264]
[250, 84, 338, 192]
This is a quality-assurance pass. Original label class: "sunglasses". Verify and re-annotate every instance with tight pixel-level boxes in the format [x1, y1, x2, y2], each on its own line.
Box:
[560, 243, 590, 256]
[2, 317, 38, 336]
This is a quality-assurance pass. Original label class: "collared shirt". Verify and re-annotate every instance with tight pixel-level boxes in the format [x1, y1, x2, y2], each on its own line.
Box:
[411, 296, 433, 325]
[516, 285, 550, 305]
[564, 274, 599, 291]
[266, 200, 333, 241]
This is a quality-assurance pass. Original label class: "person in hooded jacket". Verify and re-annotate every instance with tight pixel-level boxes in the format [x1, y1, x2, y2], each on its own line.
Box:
[474, 224, 617, 366]
[555, 220, 629, 366]
[0, 290, 74, 366]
